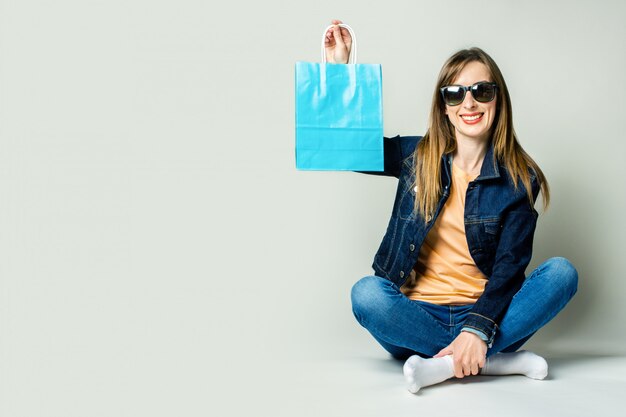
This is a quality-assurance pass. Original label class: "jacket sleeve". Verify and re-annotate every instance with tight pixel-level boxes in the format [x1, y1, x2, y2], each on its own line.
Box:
[462, 178, 541, 346]
[356, 135, 419, 178]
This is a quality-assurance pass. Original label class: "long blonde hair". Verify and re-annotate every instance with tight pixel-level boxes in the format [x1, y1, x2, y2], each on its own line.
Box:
[414, 47, 549, 221]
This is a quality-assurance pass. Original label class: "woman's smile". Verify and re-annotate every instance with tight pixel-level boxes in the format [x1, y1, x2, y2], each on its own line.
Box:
[460, 112, 484, 124]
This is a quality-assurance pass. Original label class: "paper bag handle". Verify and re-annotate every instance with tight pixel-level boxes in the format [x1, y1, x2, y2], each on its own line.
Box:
[321, 23, 357, 64]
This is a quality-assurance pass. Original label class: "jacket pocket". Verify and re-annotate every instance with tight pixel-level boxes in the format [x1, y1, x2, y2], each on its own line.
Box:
[481, 217, 502, 249]
[484, 221, 501, 235]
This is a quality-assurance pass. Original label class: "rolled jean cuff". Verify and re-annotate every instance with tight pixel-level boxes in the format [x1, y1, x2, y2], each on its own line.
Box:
[462, 313, 497, 347]
[461, 327, 490, 345]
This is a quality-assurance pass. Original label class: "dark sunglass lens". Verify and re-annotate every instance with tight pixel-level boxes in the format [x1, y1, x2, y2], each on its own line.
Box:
[443, 86, 465, 105]
[473, 83, 496, 102]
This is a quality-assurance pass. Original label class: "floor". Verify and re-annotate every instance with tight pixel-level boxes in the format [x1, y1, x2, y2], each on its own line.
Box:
[2, 337, 622, 416]
[219, 348, 625, 417]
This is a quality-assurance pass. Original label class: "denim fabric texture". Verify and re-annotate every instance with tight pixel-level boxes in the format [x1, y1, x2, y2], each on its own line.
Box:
[351, 257, 578, 359]
[362, 135, 545, 343]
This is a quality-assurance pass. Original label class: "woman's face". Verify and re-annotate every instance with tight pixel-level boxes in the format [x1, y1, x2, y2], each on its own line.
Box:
[444, 61, 497, 144]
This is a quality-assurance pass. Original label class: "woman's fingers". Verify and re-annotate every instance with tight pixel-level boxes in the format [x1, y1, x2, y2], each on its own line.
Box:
[452, 356, 465, 378]
[454, 353, 483, 377]
[436, 351, 480, 377]
[471, 362, 480, 376]
[339, 26, 352, 47]
[326, 19, 343, 40]
[435, 333, 487, 378]
[323, 20, 351, 64]
[324, 30, 333, 46]
[455, 356, 476, 377]
[325, 20, 348, 44]
[332, 25, 345, 47]
[458, 358, 465, 376]
[433, 346, 452, 358]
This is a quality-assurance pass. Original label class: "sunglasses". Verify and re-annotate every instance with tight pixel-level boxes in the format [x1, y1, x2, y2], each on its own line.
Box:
[440, 82, 498, 106]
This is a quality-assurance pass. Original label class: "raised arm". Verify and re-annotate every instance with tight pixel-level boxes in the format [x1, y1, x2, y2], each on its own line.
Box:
[357, 136, 420, 178]
[324, 21, 418, 177]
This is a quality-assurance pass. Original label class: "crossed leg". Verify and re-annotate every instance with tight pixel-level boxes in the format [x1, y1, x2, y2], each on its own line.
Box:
[351, 257, 578, 393]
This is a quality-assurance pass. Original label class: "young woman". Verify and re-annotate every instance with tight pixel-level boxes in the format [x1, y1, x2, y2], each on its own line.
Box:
[323, 20, 578, 393]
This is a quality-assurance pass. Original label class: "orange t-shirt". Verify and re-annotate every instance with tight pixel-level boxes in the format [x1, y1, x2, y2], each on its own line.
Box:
[401, 162, 488, 305]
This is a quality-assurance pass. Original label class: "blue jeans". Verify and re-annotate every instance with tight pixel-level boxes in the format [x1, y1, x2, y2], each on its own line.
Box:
[351, 257, 578, 360]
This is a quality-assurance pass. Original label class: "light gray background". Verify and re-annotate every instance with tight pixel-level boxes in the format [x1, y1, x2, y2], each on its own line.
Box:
[1, 0, 625, 416]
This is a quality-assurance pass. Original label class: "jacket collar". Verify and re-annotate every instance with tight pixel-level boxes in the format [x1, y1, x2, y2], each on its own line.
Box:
[475, 143, 501, 181]
[442, 142, 501, 182]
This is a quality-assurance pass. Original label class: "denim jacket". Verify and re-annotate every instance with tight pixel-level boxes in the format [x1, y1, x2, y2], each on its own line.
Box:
[366, 135, 540, 345]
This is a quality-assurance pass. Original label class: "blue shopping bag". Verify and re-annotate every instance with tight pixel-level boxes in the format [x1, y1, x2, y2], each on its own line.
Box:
[295, 24, 384, 171]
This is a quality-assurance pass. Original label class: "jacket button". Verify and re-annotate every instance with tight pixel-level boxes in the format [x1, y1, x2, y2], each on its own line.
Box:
[409, 244, 415, 252]
[399, 271, 405, 278]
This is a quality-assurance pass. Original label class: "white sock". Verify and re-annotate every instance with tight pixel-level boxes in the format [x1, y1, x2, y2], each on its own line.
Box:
[403, 355, 454, 394]
[480, 350, 548, 380]
[402, 350, 548, 393]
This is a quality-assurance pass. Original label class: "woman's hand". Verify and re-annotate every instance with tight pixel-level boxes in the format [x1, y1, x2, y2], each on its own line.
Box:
[324, 19, 352, 64]
[434, 331, 487, 378]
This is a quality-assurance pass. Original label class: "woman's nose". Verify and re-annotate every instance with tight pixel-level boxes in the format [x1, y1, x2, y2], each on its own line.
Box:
[462, 91, 477, 108]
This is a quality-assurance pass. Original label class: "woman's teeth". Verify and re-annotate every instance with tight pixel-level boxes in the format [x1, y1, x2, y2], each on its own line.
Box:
[461, 113, 483, 121]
